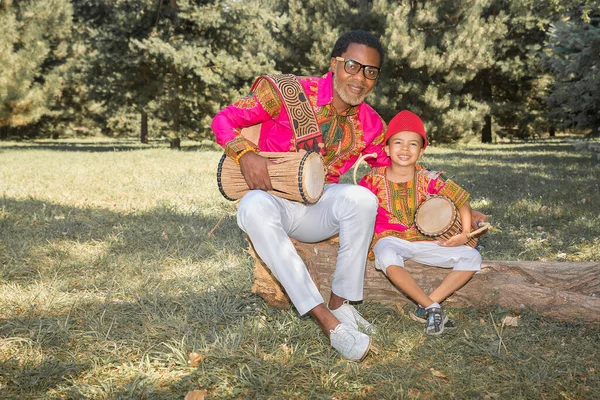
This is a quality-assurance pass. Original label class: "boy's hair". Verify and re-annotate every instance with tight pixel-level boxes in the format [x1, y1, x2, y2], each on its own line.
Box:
[385, 110, 428, 149]
[331, 31, 385, 67]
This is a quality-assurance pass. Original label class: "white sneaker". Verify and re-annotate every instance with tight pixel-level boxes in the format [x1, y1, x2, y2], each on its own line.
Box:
[330, 324, 371, 362]
[329, 301, 376, 334]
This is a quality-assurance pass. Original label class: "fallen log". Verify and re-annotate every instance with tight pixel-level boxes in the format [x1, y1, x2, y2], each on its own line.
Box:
[249, 237, 600, 323]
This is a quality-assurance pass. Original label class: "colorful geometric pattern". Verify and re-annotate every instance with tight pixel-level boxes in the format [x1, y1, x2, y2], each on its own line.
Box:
[252, 75, 323, 153]
[254, 78, 283, 118]
[313, 103, 365, 182]
[363, 165, 470, 246]
[232, 95, 258, 110]
[215, 72, 388, 183]
[224, 133, 259, 163]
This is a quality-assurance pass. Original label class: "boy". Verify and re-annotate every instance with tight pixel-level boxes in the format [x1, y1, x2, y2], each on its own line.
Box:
[359, 110, 481, 335]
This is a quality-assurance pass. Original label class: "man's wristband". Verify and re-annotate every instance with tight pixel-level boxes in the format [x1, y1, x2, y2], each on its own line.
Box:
[235, 148, 258, 165]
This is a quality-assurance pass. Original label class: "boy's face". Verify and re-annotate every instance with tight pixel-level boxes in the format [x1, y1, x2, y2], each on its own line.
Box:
[385, 130, 425, 167]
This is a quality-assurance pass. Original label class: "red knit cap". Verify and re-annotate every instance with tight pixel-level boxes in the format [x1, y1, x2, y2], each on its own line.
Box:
[385, 110, 428, 149]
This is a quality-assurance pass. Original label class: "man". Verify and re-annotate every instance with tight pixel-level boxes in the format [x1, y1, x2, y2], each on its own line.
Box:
[212, 31, 389, 361]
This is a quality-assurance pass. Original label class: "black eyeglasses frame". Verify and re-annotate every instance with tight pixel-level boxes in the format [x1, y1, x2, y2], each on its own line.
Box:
[335, 57, 381, 80]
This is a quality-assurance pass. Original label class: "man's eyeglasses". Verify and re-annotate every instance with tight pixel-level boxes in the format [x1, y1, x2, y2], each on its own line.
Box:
[335, 57, 381, 80]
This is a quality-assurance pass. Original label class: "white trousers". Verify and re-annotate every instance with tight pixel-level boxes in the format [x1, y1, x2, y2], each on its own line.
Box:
[373, 236, 482, 275]
[237, 184, 378, 315]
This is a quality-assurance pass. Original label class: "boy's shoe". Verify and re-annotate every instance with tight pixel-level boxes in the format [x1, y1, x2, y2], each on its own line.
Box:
[329, 301, 376, 334]
[330, 323, 372, 362]
[424, 307, 448, 335]
[409, 305, 427, 323]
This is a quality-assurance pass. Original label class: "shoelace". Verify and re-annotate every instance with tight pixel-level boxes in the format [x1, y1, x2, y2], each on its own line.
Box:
[331, 326, 355, 352]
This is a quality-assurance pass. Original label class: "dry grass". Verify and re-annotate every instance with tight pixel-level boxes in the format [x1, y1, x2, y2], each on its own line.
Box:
[0, 137, 598, 399]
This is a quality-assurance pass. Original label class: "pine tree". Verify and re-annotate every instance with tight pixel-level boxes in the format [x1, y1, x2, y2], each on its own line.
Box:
[380, 0, 505, 144]
[69, 0, 287, 141]
[544, 13, 600, 135]
[0, 0, 73, 137]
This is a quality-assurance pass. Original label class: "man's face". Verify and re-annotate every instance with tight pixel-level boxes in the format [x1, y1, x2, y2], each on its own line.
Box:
[331, 43, 381, 108]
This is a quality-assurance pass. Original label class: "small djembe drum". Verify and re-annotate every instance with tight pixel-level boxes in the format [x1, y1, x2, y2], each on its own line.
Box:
[414, 195, 489, 247]
[217, 150, 325, 204]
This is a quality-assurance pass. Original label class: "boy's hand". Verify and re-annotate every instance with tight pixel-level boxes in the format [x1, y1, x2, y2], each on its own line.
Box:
[471, 210, 488, 230]
[438, 232, 469, 247]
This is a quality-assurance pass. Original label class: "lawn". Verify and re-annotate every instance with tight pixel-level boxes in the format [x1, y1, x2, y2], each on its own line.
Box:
[0, 138, 598, 399]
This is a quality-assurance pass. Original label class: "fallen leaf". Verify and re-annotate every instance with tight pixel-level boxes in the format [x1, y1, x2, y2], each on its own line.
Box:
[188, 352, 203, 367]
[394, 303, 406, 315]
[479, 318, 486, 325]
[501, 315, 520, 327]
[184, 390, 207, 400]
[430, 368, 450, 381]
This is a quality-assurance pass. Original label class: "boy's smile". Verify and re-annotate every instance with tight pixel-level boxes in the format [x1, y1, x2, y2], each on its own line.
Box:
[385, 130, 425, 167]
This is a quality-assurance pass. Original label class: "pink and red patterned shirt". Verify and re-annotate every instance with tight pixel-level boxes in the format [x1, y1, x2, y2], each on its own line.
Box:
[359, 165, 470, 249]
[211, 72, 390, 183]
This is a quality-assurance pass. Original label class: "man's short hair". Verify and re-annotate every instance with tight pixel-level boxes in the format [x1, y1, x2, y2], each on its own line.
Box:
[331, 31, 385, 67]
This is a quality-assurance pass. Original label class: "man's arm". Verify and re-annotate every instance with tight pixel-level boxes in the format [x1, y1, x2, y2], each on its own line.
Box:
[211, 81, 283, 190]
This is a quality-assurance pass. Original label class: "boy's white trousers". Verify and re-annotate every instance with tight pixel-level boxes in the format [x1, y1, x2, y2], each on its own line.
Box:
[237, 184, 378, 315]
[373, 236, 482, 275]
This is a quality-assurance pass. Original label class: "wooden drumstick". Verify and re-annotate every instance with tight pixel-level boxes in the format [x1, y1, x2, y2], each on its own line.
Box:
[466, 222, 491, 239]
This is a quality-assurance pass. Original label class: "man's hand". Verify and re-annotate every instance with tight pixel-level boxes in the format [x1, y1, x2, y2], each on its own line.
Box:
[239, 151, 273, 191]
[471, 210, 488, 230]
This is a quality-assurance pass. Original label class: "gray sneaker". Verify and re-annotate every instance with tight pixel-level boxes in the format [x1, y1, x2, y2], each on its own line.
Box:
[329, 323, 371, 362]
[424, 307, 448, 335]
[409, 305, 427, 323]
[329, 301, 376, 334]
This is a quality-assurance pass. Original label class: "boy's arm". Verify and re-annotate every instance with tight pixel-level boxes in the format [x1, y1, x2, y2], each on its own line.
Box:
[438, 201, 472, 247]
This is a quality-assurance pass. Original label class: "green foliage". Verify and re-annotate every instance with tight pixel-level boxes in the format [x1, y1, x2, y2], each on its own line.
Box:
[0, 0, 597, 142]
[0, 0, 73, 134]
[544, 14, 600, 134]
[473, 0, 557, 140]
[378, 0, 504, 143]
[269, 0, 386, 75]
[66, 0, 286, 140]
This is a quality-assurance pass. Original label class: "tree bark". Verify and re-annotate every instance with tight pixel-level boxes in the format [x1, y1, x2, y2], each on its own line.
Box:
[250, 238, 600, 323]
[141, 110, 149, 144]
[481, 70, 493, 143]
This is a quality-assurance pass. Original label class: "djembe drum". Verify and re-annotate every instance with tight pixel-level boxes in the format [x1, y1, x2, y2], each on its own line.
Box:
[414, 195, 488, 247]
[217, 150, 325, 204]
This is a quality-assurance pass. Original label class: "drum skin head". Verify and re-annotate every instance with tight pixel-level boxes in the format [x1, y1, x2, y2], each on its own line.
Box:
[415, 196, 456, 235]
[302, 152, 325, 202]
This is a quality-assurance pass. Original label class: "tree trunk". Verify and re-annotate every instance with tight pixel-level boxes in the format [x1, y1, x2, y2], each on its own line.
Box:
[250, 238, 600, 322]
[481, 70, 493, 143]
[169, 97, 181, 149]
[141, 110, 148, 144]
[482, 114, 492, 143]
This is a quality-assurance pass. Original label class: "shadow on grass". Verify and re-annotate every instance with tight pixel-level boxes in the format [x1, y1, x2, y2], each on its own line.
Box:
[0, 287, 267, 398]
[0, 195, 261, 396]
[0, 140, 221, 153]
[0, 358, 88, 398]
[0, 142, 160, 152]
[0, 196, 244, 282]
